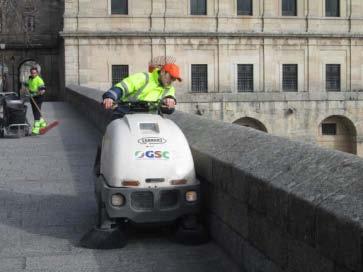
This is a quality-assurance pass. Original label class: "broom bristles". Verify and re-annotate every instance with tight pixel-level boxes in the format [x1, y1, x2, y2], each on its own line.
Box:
[39, 120, 59, 135]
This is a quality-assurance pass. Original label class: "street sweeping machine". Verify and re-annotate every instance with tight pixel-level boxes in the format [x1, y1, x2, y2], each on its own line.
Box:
[0, 92, 31, 138]
[81, 102, 207, 249]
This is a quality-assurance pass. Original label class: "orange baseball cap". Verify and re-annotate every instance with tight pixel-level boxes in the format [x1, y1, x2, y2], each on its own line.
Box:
[162, 63, 182, 82]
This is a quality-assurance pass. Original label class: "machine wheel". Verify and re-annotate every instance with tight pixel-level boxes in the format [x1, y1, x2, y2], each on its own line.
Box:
[175, 215, 209, 245]
[97, 201, 115, 229]
[15, 128, 25, 138]
[93, 145, 101, 176]
[25, 126, 31, 136]
[0, 119, 4, 138]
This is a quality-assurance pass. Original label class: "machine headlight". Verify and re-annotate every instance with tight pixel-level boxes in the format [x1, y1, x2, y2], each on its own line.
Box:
[170, 179, 187, 185]
[122, 180, 140, 187]
[111, 193, 125, 206]
[185, 191, 197, 202]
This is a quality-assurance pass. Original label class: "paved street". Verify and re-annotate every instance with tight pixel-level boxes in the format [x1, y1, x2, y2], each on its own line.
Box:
[0, 102, 241, 272]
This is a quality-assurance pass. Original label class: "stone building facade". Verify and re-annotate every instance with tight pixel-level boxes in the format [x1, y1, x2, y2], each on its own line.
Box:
[0, 0, 64, 100]
[62, 0, 363, 156]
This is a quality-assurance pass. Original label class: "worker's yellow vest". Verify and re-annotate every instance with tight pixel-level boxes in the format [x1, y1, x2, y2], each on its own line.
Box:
[27, 76, 45, 94]
[115, 69, 175, 103]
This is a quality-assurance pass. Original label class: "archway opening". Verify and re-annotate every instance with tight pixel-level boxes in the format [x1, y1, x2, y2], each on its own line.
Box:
[317, 115, 357, 155]
[19, 60, 41, 88]
[233, 117, 268, 133]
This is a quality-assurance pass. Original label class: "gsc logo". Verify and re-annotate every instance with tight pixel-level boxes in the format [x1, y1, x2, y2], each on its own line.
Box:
[134, 150, 170, 160]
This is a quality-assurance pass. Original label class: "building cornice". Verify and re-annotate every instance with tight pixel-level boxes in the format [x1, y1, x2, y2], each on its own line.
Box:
[60, 31, 363, 39]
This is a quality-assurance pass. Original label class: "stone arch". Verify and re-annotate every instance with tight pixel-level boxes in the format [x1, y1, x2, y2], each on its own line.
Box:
[317, 115, 357, 155]
[18, 59, 41, 87]
[233, 117, 268, 132]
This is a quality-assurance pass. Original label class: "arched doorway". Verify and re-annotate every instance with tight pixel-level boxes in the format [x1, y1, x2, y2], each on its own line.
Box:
[233, 117, 268, 132]
[19, 60, 41, 88]
[317, 115, 357, 155]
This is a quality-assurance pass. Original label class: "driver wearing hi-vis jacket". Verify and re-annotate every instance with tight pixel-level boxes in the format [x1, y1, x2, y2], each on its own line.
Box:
[102, 63, 181, 114]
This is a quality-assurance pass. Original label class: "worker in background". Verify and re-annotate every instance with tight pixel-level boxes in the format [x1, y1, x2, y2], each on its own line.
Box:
[102, 63, 181, 114]
[25, 67, 47, 135]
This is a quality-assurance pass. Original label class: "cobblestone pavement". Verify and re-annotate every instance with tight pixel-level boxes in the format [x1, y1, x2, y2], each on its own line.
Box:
[0, 102, 241, 272]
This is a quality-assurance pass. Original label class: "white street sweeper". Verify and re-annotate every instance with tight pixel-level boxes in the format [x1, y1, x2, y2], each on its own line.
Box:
[80, 102, 207, 249]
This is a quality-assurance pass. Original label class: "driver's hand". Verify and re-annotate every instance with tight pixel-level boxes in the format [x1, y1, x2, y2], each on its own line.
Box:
[103, 98, 114, 109]
[163, 98, 176, 109]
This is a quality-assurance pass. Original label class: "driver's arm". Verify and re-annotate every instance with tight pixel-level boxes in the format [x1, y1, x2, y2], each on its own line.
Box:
[102, 86, 123, 109]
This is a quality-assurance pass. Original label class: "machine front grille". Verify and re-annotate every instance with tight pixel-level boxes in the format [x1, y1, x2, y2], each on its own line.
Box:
[131, 191, 154, 210]
[160, 190, 179, 209]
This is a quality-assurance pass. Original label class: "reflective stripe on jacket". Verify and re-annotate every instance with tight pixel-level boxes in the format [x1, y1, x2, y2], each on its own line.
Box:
[27, 76, 45, 94]
[114, 69, 176, 103]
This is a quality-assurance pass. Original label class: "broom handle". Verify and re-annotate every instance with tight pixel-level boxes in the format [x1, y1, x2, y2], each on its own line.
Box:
[26, 88, 44, 118]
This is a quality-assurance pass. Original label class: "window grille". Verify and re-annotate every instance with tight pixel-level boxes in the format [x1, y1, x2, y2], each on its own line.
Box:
[237, 0, 252, 16]
[237, 64, 253, 92]
[111, 0, 128, 15]
[282, 0, 297, 16]
[191, 0, 207, 15]
[322, 123, 337, 135]
[326, 0, 340, 17]
[24, 16, 35, 32]
[283, 64, 298, 91]
[112, 65, 129, 86]
[191, 64, 208, 93]
[326, 64, 340, 91]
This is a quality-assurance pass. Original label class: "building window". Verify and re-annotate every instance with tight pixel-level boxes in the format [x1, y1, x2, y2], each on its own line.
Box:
[191, 64, 208, 93]
[111, 0, 128, 15]
[326, 64, 340, 91]
[191, 0, 207, 15]
[24, 15, 35, 32]
[237, 64, 253, 92]
[322, 123, 337, 135]
[237, 0, 252, 16]
[283, 64, 298, 91]
[112, 65, 129, 85]
[282, 0, 297, 16]
[326, 0, 340, 17]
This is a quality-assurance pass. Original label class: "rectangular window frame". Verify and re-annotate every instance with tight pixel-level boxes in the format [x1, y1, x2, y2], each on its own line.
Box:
[282, 64, 298, 92]
[237, 64, 254, 92]
[322, 123, 337, 135]
[237, 0, 253, 16]
[326, 64, 341, 92]
[112, 65, 129, 86]
[190, 0, 207, 15]
[282, 0, 297, 16]
[23, 15, 35, 32]
[191, 64, 208, 93]
[325, 0, 340, 17]
[111, 0, 128, 15]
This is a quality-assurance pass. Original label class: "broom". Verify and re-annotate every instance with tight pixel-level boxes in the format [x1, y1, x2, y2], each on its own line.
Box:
[28, 92, 59, 135]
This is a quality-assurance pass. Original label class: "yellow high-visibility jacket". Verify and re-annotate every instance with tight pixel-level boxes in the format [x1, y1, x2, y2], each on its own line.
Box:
[27, 75, 45, 95]
[107, 69, 176, 103]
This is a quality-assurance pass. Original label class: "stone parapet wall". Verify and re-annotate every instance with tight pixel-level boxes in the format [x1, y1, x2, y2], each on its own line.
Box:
[66, 85, 363, 272]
